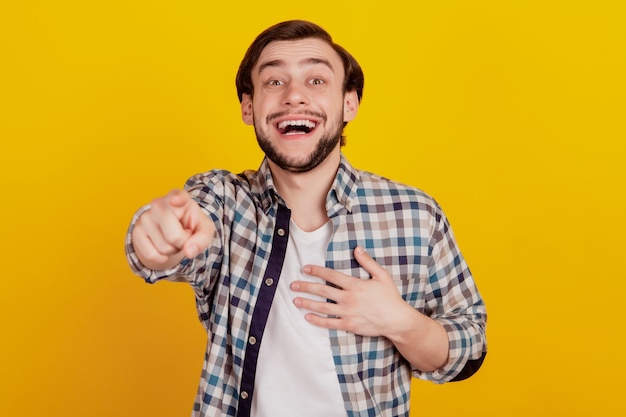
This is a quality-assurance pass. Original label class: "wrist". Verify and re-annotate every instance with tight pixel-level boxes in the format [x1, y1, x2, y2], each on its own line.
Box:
[383, 303, 427, 345]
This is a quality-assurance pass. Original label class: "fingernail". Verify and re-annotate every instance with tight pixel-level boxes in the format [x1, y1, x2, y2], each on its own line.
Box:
[355, 245, 365, 255]
[290, 282, 300, 291]
[303, 265, 311, 274]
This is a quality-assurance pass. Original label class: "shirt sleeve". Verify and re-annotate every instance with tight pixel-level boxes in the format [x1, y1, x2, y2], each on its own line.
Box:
[123, 173, 227, 290]
[413, 206, 487, 383]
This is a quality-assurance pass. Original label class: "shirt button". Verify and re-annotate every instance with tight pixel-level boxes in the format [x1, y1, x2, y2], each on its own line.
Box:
[265, 277, 274, 286]
[277, 228, 285, 236]
[249, 336, 257, 345]
[241, 391, 249, 400]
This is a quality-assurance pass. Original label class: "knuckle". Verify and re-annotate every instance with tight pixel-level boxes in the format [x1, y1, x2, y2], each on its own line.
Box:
[343, 319, 357, 334]
[167, 233, 187, 249]
[142, 246, 167, 264]
[317, 302, 332, 314]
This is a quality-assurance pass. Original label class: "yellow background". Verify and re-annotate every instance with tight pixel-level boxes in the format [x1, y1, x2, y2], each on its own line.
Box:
[1, 1, 625, 416]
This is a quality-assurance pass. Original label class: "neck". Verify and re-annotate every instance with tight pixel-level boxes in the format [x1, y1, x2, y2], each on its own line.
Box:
[268, 149, 340, 232]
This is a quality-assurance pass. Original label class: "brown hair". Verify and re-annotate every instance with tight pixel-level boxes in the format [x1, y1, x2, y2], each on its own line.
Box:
[235, 20, 364, 103]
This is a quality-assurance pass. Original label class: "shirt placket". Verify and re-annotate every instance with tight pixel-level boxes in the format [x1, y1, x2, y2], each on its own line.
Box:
[235, 203, 291, 417]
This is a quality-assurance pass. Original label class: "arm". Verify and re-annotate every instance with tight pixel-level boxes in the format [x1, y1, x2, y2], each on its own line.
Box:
[292, 242, 486, 379]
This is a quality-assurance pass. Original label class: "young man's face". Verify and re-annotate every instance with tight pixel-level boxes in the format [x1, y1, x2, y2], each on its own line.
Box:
[241, 38, 358, 173]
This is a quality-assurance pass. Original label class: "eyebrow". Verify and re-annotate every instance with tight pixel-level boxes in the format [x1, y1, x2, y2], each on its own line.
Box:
[257, 57, 334, 75]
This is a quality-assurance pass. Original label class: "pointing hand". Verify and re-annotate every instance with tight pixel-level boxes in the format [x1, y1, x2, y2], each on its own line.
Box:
[131, 189, 215, 270]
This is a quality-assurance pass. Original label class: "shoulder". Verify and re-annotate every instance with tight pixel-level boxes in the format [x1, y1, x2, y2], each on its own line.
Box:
[355, 169, 442, 214]
[183, 169, 247, 191]
[181, 169, 262, 206]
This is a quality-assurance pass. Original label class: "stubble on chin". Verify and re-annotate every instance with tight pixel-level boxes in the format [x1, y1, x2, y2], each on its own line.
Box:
[254, 119, 343, 174]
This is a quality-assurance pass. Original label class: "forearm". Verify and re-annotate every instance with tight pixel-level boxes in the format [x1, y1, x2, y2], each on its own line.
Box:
[384, 303, 449, 372]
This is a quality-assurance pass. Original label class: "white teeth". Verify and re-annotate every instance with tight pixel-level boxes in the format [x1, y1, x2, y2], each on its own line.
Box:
[277, 119, 317, 130]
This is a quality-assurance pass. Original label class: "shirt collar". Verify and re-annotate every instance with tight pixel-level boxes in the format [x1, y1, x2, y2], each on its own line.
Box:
[327, 153, 360, 216]
[243, 158, 282, 213]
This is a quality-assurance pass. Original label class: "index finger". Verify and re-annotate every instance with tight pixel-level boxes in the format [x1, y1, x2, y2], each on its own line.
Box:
[166, 189, 192, 210]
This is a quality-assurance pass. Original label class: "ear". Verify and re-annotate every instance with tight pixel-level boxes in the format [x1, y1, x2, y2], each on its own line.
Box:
[241, 94, 254, 125]
[343, 90, 359, 122]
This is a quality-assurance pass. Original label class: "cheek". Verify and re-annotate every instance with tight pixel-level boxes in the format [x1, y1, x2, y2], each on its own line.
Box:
[317, 92, 344, 111]
[253, 97, 273, 116]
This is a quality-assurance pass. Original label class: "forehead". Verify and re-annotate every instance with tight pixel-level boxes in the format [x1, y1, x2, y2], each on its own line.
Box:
[255, 38, 344, 74]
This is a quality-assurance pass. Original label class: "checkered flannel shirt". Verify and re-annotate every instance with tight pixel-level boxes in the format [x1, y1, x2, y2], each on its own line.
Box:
[125, 154, 487, 417]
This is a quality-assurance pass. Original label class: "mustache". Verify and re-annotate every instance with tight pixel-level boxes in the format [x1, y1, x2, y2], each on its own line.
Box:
[266, 110, 327, 124]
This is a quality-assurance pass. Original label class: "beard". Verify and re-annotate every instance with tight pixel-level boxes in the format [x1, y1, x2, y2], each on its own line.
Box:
[254, 110, 344, 174]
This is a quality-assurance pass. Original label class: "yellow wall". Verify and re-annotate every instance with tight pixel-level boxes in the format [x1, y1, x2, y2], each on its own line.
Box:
[1, 1, 624, 416]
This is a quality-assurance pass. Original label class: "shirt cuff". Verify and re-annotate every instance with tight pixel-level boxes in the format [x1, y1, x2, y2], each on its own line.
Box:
[412, 317, 486, 383]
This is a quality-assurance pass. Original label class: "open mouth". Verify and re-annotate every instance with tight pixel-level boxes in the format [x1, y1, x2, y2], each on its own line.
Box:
[275, 119, 318, 135]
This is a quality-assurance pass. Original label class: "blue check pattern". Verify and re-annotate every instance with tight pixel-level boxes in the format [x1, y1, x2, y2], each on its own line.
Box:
[125, 154, 487, 417]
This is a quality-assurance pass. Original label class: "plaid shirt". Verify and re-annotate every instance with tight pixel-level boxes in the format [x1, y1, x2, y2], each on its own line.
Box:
[125, 154, 487, 417]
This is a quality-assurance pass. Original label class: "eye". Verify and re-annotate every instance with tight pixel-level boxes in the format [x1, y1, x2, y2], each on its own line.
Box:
[267, 80, 284, 86]
[310, 78, 324, 85]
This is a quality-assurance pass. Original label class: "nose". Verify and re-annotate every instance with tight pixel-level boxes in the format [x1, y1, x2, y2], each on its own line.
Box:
[282, 83, 310, 107]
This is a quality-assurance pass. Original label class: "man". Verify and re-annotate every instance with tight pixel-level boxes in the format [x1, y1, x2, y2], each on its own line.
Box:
[125, 20, 487, 417]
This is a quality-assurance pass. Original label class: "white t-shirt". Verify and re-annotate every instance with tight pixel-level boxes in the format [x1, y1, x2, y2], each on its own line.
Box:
[251, 220, 346, 417]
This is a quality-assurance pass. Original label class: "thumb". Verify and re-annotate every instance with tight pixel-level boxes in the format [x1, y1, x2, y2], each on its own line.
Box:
[182, 240, 201, 259]
[182, 210, 216, 258]
[354, 246, 388, 280]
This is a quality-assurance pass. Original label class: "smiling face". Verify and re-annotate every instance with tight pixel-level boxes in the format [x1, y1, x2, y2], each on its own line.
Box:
[241, 38, 358, 173]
